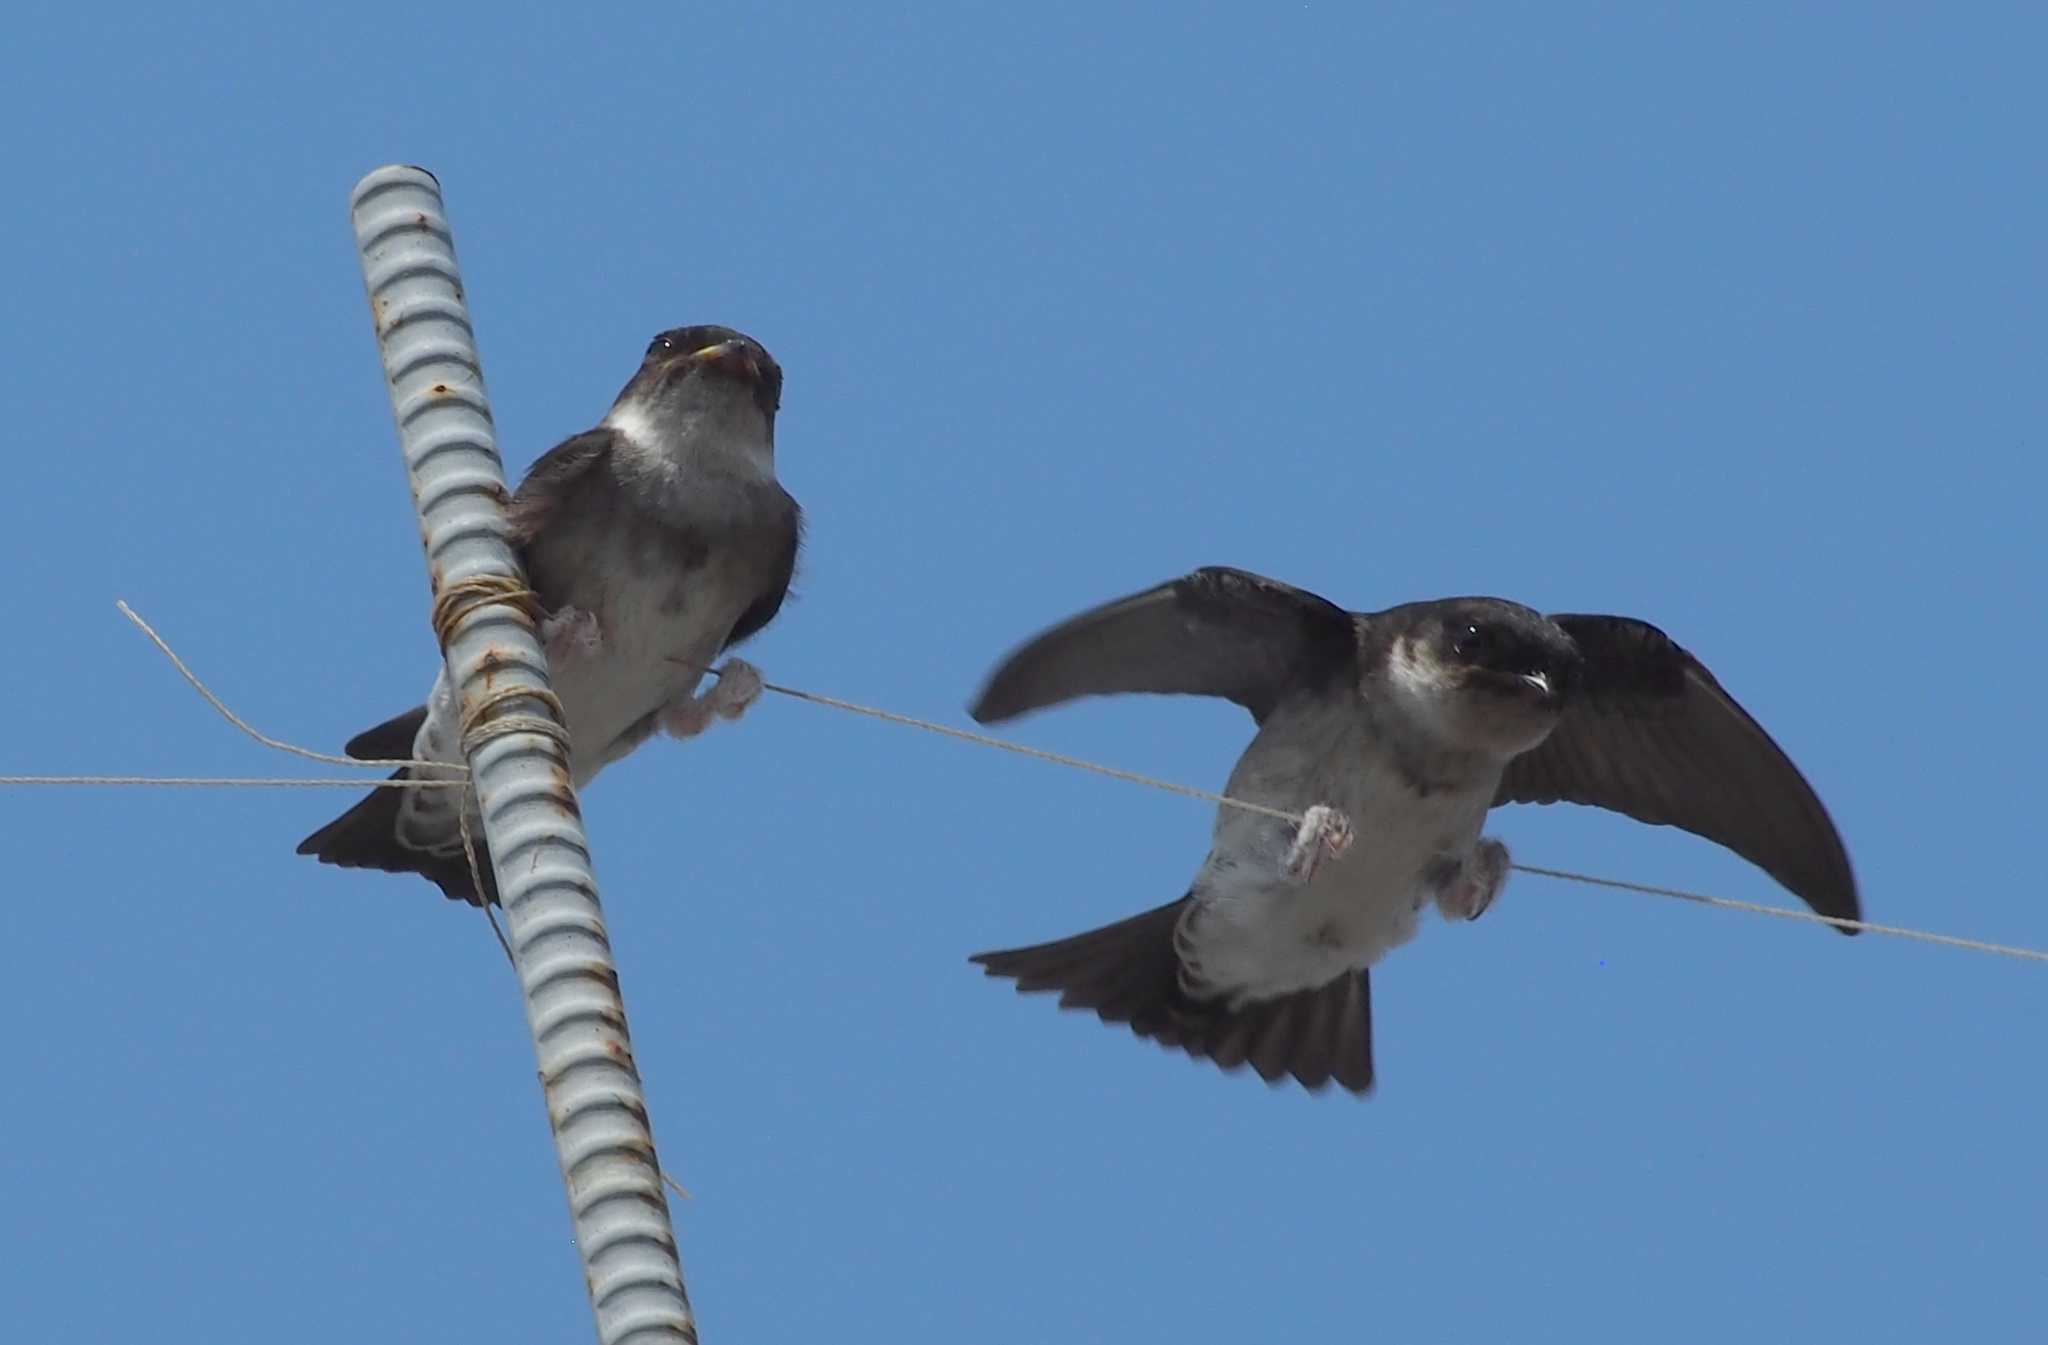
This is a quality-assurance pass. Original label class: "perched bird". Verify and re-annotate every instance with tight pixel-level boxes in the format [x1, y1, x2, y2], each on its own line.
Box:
[298, 325, 802, 904]
[968, 567, 1857, 1095]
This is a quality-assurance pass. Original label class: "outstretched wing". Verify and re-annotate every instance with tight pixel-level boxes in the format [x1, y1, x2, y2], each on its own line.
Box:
[1496, 615, 1859, 928]
[969, 567, 1359, 726]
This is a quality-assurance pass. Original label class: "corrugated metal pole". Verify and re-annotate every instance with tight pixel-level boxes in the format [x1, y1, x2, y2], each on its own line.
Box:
[348, 165, 696, 1345]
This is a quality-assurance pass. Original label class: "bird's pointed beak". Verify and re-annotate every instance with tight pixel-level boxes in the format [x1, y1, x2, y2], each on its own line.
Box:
[1519, 671, 1554, 700]
[689, 339, 763, 383]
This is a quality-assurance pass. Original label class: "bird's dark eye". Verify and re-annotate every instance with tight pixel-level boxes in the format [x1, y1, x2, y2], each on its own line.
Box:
[1451, 622, 1493, 661]
[648, 334, 673, 355]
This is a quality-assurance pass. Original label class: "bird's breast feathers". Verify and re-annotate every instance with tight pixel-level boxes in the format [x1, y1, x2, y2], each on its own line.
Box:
[1190, 705, 1500, 998]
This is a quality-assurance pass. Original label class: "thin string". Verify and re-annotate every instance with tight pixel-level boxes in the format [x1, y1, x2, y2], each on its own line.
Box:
[429, 573, 548, 652]
[7, 607, 2040, 967]
[1508, 864, 2048, 963]
[0, 774, 464, 789]
[117, 599, 512, 957]
[748, 678, 1305, 822]
[679, 665, 2048, 966]
[116, 600, 436, 770]
[97, 599, 667, 1191]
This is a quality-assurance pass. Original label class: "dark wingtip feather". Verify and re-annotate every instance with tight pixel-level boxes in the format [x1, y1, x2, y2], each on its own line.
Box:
[295, 770, 493, 906]
[342, 705, 430, 762]
[296, 772, 407, 865]
[965, 685, 1015, 726]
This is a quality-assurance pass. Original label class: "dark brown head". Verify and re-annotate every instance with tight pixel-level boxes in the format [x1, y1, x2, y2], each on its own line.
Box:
[1384, 598, 1584, 756]
[629, 324, 783, 423]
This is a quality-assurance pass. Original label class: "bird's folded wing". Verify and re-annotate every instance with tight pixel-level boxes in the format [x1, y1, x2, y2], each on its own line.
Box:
[505, 429, 619, 556]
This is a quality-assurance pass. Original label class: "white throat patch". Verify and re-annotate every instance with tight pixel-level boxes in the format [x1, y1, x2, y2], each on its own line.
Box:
[603, 398, 776, 485]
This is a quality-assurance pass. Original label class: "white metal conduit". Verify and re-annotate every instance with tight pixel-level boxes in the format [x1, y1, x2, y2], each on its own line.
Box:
[349, 165, 696, 1345]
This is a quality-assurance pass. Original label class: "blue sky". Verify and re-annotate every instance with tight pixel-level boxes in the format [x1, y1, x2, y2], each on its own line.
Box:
[3, 5, 2042, 1341]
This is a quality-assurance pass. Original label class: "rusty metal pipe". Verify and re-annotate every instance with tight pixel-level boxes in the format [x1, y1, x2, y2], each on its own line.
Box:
[348, 164, 696, 1345]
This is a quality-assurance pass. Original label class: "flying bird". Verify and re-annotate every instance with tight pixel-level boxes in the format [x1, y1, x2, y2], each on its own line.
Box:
[968, 567, 1857, 1095]
[298, 325, 802, 904]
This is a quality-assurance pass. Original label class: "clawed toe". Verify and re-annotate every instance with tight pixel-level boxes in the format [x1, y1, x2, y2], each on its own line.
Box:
[661, 659, 767, 739]
[1438, 838, 1510, 922]
[540, 606, 603, 661]
[706, 659, 764, 721]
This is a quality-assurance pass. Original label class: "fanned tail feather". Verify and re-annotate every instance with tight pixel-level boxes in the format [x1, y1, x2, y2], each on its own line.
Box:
[972, 898, 1374, 1094]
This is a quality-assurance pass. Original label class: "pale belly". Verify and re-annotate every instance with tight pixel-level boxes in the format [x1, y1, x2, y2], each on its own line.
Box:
[1181, 705, 1499, 1002]
[549, 571, 748, 786]
[407, 558, 753, 801]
